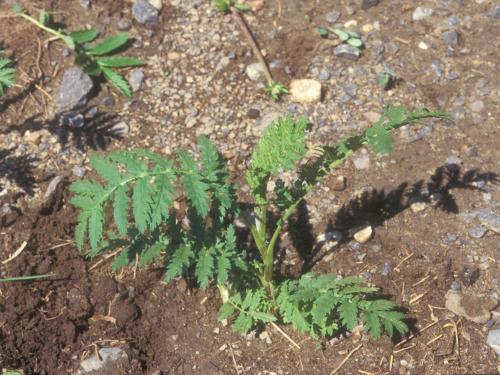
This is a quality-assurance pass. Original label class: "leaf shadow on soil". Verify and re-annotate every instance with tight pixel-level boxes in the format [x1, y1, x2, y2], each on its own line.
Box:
[0, 146, 38, 195]
[284, 164, 500, 274]
[1, 106, 125, 151]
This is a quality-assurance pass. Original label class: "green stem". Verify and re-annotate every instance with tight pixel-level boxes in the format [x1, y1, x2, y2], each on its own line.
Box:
[19, 13, 65, 40]
[0, 273, 55, 282]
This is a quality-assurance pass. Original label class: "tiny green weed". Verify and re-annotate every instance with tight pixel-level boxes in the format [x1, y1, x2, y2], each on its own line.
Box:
[12, 5, 143, 97]
[265, 81, 288, 101]
[0, 50, 15, 96]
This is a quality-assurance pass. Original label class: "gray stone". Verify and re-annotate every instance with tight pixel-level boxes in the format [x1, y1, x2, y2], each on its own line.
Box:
[478, 209, 500, 233]
[448, 16, 459, 26]
[490, 5, 500, 19]
[117, 18, 132, 31]
[44, 176, 64, 200]
[132, 0, 159, 24]
[245, 62, 265, 81]
[319, 69, 331, 81]
[469, 226, 488, 239]
[57, 67, 93, 111]
[470, 100, 485, 113]
[128, 68, 145, 92]
[486, 329, 500, 356]
[352, 153, 370, 170]
[361, 0, 379, 10]
[412, 7, 434, 21]
[76, 347, 129, 374]
[343, 83, 358, 97]
[60, 111, 85, 129]
[334, 44, 361, 60]
[442, 30, 458, 46]
[72, 165, 86, 178]
[80, 0, 91, 8]
[325, 10, 341, 23]
[381, 261, 393, 276]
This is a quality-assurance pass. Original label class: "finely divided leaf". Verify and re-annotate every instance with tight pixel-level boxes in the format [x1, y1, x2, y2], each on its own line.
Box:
[132, 177, 151, 233]
[195, 247, 214, 289]
[139, 240, 166, 266]
[101, 67, 132, 97]
[90, 155, 122, 184]
[251, 116, 308, 176]
[363, 312, 381, 338]
[88, 208, 104, 249]
[86, 33, 129, 55]
[165, 243, 194, 281]
[113, 184, 130, 236]
[339, 300, 358, 330]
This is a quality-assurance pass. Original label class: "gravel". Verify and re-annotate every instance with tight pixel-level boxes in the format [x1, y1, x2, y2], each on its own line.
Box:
[333, 44, 361, 60]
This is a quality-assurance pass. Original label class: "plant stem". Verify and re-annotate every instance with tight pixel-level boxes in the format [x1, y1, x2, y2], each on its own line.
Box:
[18, 13, 67, 44]
[0, 273, 55, 282]
[230, 7, 273, 84]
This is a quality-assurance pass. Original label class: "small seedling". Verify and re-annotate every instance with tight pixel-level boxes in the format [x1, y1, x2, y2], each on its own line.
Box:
[378, 66, 397, 90]
[12, 5, 143, 97]
[70, 105, 450, 342]
[265, 81, 288, 101]
[213, 0, 249, 13]
[0, 50, 15, 96]
[331, 28, 364, 48]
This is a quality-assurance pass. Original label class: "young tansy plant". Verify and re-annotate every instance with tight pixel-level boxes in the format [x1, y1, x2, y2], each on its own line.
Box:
[12, 5, 143, 97]
[70, 106, 450, 341]
[0, 51, 15, 96]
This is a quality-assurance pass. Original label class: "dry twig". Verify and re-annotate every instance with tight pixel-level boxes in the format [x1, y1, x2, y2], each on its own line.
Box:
[330, 344, 363, 375]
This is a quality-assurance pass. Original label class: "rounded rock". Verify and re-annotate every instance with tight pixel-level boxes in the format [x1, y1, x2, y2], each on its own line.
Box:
[289, 79, 322, 104]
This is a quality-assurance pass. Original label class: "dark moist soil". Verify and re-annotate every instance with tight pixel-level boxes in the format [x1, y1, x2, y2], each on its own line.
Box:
[1, 0, 499, 374]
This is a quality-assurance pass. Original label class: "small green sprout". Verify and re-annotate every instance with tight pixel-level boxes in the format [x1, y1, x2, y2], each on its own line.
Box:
[0, 50, 15, 96]
[213, 0, 248, 13]
[331, 28, 364, 48]
[12, 5, 143, 97]
[378, 66, 397, 90]
[265, 81, 288, 101]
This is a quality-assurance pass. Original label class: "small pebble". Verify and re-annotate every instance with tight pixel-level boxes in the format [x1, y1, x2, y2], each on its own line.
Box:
[412, 7, 434, 21]
[325, 10, 341, 23]
[334, 44, 361, 60]
[354, 226, 373, 244]
[469, 226, 488, 239]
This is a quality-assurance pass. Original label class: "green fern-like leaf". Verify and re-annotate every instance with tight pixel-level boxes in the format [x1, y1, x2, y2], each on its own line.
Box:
[196, 247, 215, 289]
[178, 151, 210, 217]
[363, 312, 381, 338]
[0, 54, 15, 96]
[339, 299, 358, 330]
[165, 243, 194, 281]
[250, 116, 308, 176]
[101, 67, 132, 97]
[97, 56, 144, 68]
[139, 239, 166, 266]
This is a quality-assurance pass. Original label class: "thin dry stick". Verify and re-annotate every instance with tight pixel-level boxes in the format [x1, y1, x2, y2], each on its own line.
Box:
[228, 343, 241, 375]
[330, 344, 363, 375]
[88, 248, 124, 271]
[42, 241, 74, 252]
[270, 321, 301, 349]
[230, 7, 273, 84]
[394, 321, 438, 348]
[393, 344, 416, 354]
[393, 252, 414, 272]
[2, 241, 28, 265]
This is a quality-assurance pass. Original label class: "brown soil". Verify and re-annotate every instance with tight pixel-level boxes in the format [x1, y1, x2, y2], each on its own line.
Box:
[1, 0, 499, 374]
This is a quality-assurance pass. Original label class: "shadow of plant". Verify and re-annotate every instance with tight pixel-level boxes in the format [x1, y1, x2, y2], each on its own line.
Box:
[0, 146, 38, 195]
[286, 164, 499, 273]
[1, 106, 125, 151]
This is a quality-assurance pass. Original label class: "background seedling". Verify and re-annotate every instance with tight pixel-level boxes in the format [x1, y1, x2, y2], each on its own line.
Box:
[265, 81, 288, 101]
[0, 273, 54, 282]
[70, 105, 449, 341]
[214, 1, 287, 101]
[12, 5, 143, 97]
[378, 65, 398, 90]
[0, 50, 15, 96]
